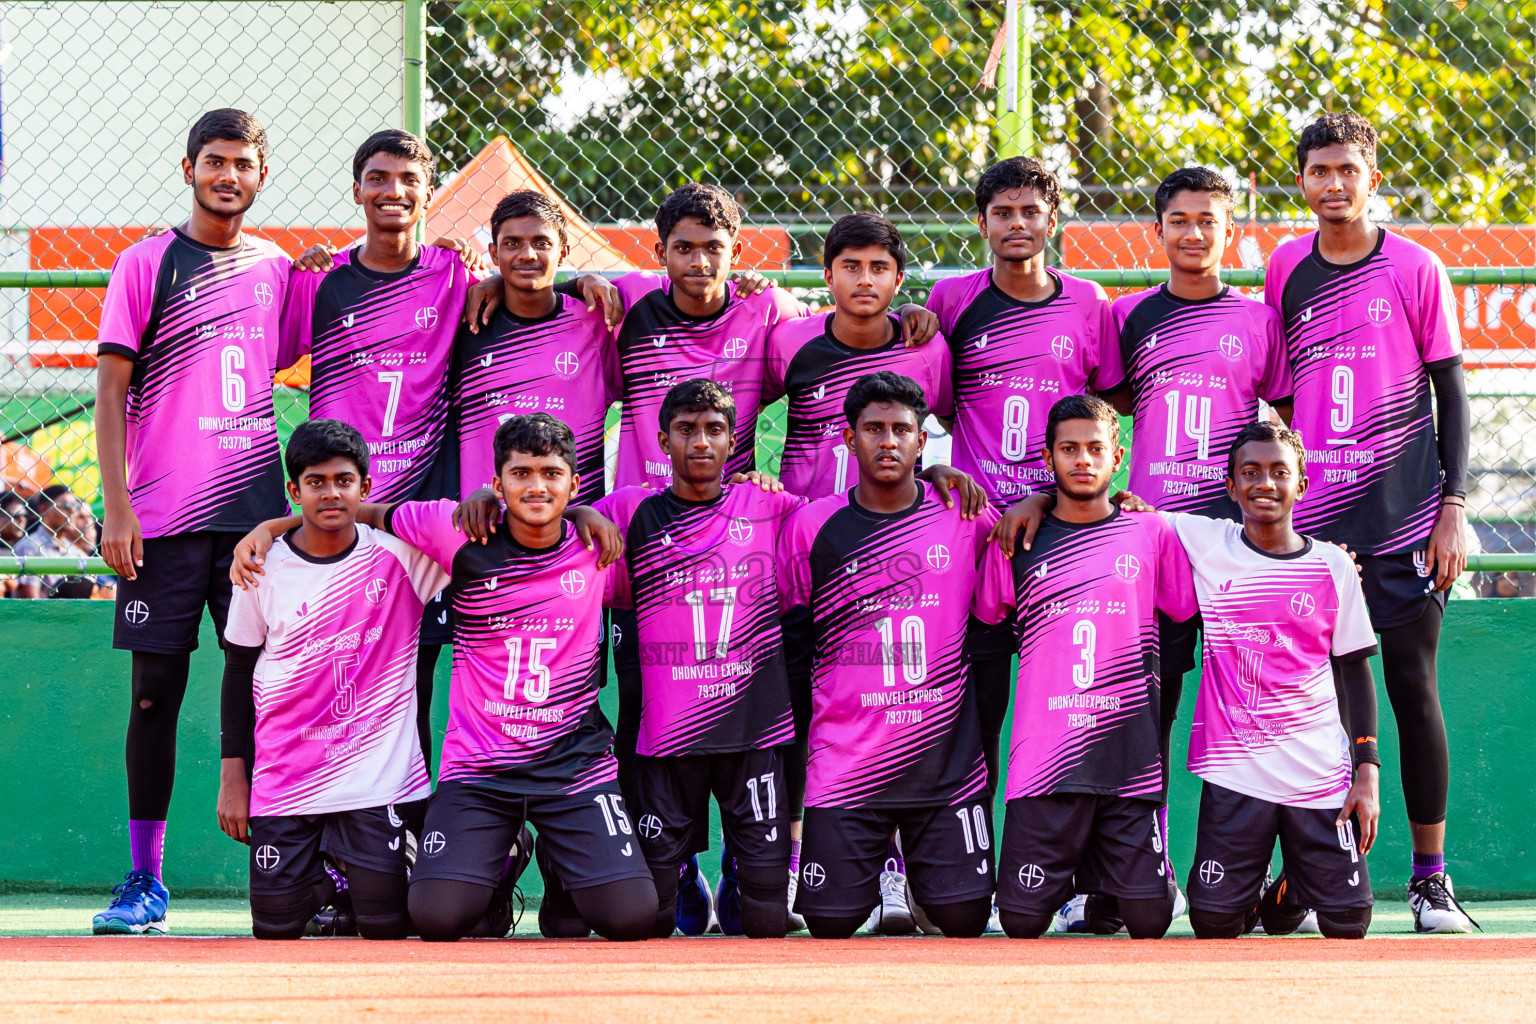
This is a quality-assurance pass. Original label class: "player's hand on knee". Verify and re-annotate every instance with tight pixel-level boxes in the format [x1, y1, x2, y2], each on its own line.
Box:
[463, 275, 503, 333]
[895, 303, 939, 347]
[728, 470, 784, 493]
[565, 505, 624, 567]
[1339, 762, 1380, 854]
[452, 487, 502, 544]
[291, 243, 338, 273]
[102, 505, 143, 581]
[217, 758, 251, 845]
[990, 493, 1054, 556]
[573, 274, 625, 329]
[1426, 501, 1468, 592]
[918, 464, 985, 519]
[429, 235, 492, 273]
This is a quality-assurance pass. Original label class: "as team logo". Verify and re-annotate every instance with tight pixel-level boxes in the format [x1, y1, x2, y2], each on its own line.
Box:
[1050, 334, 1074, 360]
[728, 518, 754, 545]
[559, 569, 587, 598]
[415, 306, 440, 331]
[254, 845, 281, 872]
[1290, 592, 1316, 617]
[365, 578, 389, 604]
[1017, 863, 1045, 890]
[1219, 334, 1243, 360]
[722, 336, 748, 360]
[637, 814, 663, 840]
[253, 282, 274, 307]
[801, 862, 827, 891]
[925, 544, 952, 574]
[1113, 553, 1141, 582]
[553, 351, 580, 379]
[123, 600, 149, 625]
[421, 832, 447, 857]
[1199, 859, 1225, 886]
[1366, 297, 1393, 326]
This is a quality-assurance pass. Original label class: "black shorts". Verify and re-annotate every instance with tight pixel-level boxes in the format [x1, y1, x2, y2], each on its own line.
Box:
[1185, 781, 1372, 914]
[966, 613, 1016, 661]
[634, 747, 788, 867]
[1157, 610, 1202, 684]
[796, 802, 996, 916]
[418, 588, 453, 647]
[113, 531, 243, 653]
[1357, 551, 1447, 632]
[411, 779, 652, 891]
[781, 605, 813, 740]
[996, 794, 1169, 915]
[247, 805, 406, 897]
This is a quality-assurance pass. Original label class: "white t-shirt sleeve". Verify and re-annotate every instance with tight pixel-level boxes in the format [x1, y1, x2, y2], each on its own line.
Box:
[1326, 546, 1378, 659]
[223, 574, 270, 648]
[374, 526, 452, 604]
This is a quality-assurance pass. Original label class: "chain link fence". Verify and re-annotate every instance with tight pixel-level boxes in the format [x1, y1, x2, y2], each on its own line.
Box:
[0, 0, 1531, 594]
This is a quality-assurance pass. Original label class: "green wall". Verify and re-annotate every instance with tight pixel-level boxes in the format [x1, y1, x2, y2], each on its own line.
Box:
[1, 599, 1532, 899]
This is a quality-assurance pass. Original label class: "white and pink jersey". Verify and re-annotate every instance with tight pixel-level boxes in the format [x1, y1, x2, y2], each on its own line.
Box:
[96, 228, 291, 536]
[928, 269, 1121, 509]
[778, 483, 994, 808]
[762, 312, 953, 499]
[223, 525, 448, 816]
[453, 295, 619, 500]
[975, 508, 1197, 801]
[280, 247, 474, 502]
[1264, 230, 1462, 553]
[1113, 286, 1292, 518]
[1167, 513, 1377, 808]
[386, 500, 617, 793]
[597, 483, 803, 756]
[613, 273, 808, 488]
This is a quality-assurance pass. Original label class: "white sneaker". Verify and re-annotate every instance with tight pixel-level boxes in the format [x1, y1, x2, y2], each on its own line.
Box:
[863, 868, 917, 935]
[786, 868, 807, 933]
[1050, 893, 1088, 933]
[985, 898, 1004, 934]
[1171, 883, 1188, 920]
[1408, 872, 1478, 934]
[907, 880, 943, 935]
[1296, 909, 1321, 934]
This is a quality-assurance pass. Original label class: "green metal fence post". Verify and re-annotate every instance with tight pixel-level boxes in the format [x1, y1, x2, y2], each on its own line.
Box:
[404, 0, 427, 240]
[995, 0, 1033, 158]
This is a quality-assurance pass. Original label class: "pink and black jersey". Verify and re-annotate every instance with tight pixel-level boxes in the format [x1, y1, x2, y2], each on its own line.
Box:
[96, 228, 291, 536]
[1264, 230, 1462, 553]
[778, 482, 993, 808]
[596, 483, 803, 756]
[1167, 513, 1377, 807]
[453, 296, 619, 500]
[613, 273, 808, 488]
[975, 509, 1197, 801]
[280, 247, 472, 503]
[386, 500, 617, 794]
[762, 312, 954, 499]
[928, 269, 1120, 509]
[1113, 286, 1292, 518]
[223, 525, 449, 816]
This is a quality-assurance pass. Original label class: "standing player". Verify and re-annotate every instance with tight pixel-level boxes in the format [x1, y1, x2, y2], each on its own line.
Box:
[1265, 113, 1474, 932]
[92, 109, 293, 935]
[975, 395, 1196, 939]
[215, 420, 446, 939]
[926, 158, 1121, 806]
[1169, 422, 1380, 939]
[1099, 166, 1293, 897]
[778, 371, 996, 940]
[595, 379, 802, 938]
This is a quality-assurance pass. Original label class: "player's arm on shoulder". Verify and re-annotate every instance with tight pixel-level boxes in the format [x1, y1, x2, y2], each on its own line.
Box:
[452, 486, 501, 544]
[217, 641, 262, 844]
[894, 302, 940, 347]
[291, 241, 338, 273]
[990, 492, 1055, 556]
[229, 512, 303, 589]
[565, 502, 624, 568]
[917, 463, 985, 519]
[429, 235, 492, 273]
[730, 470, 785, 493]
[463, 274, 503, 333]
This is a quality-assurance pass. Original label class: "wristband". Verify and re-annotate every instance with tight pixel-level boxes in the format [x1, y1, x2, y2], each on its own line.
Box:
[1353, 735, 1381, 769]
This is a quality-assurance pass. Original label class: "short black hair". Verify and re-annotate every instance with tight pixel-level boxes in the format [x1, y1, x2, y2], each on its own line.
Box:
[1226, 420, 1308, 480]
[493, 412, 578, 476]
[823, 213, 906, 275]
[1154, 166, 1237, 222]
[0, 490, 25, 512]
[843, 371, 928, 427]
[1297, 112, 1379, 173]
[186, 108, 268, 166]
[975, 157, 1062, 217]
[285, 419, 369, 483]
[655, 183, 742, 244]
[1045, 394, 1120, 449]
[352, 129, 435, 186]
[491, 189, 567, 248]
[659, 378, 736, 433]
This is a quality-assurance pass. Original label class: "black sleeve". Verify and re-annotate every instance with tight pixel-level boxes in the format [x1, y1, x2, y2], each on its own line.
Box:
[1331, 654, 1381, 769]
[220, 643, 262, 761]
[553, 276, 582, 297]
[1427, 358, 1469, 499]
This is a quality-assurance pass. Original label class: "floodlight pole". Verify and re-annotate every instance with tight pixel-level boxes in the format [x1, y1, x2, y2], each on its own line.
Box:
[996, 0, 1034, 158]
[404, 0, 427, 240]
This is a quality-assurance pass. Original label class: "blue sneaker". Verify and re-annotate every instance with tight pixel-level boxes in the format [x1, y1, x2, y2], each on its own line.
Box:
[92, 871, 169, 935]
[715, 851, 742, 935]
[675, 855, 715, 936]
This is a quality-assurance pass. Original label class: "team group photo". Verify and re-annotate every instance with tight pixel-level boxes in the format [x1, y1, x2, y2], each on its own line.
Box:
[2, 0, 1532, 1020]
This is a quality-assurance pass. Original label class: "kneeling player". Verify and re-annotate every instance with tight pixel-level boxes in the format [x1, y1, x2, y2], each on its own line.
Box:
[217, 420, 446, 939]
[778, 371, 996, 939]
[975, 396, 1196, 939]
[1170, 422, 1380, 940]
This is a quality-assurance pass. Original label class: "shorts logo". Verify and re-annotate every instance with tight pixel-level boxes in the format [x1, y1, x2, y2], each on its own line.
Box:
[728, 518, 754, 544]
[343, 312, 356, 329]
[554, 351, 580, 379]
[421, 831, 447, 857]
[365, 578, 389, 603]
[621, 842, 633, 857]
[1017, 863, 1045, 890]
[415, 306, 440, 331]
[1199, 859, 1225, 886]
[389, 837, 401, 851]
[766, 826, 778, 843]
[637, 814, 663, 840]
[254, 845, 281, 872]
[123, 600, 149, 625]
[1349, 870, 1360, 887]
[1413, 551, 1432, 578]
[1290, 592, 1315, 617]
[1219, 334, 1243, 359]
[925, 544, 952, 573]
[1050, 334, 1074, 361]
[801, 862, 827, 891]
[254, 282, 274, 307]
[1114, 554, 1141, 582]
[1366, 297, 1392, 325]
[722, 337, 748, 360]
[387, 805, 402, 828]
[611, 622, 624, 647]
[559, 570, 587, 597]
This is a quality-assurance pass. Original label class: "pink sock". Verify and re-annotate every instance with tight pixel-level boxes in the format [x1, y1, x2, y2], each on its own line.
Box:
[789, 838, 801, 875]
[129, 820, 166, 880]
[887, 838, 905, 875]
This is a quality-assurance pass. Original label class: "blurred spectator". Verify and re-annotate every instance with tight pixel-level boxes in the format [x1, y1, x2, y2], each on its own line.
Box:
[14, 484, 109, 599]
[0, 490, 29, 598]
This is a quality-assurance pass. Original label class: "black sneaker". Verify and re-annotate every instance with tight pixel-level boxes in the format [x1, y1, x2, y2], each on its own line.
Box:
[305, 858, 358, 937]
[469, 825, 534, 938]
[1408, 872, 1478, 933]
[1257, 870, 1312, 936]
